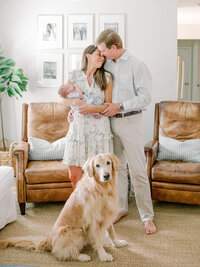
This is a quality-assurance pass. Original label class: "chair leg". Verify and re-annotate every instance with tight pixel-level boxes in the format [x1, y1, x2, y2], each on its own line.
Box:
[19, 203, 26, 215]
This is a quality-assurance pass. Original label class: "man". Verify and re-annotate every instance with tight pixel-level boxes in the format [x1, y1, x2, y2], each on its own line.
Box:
[95, 30, 157, 235]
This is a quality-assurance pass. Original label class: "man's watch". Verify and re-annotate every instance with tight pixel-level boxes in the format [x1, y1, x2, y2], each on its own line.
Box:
[119, 102, 124, 111]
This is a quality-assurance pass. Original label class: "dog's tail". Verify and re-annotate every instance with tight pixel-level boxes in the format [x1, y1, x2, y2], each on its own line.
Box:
[0, 238, 52, 252]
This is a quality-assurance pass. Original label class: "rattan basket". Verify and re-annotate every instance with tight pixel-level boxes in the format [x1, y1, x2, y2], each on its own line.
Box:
[0, 141, 18, 176]
[0, 138, 9, 151]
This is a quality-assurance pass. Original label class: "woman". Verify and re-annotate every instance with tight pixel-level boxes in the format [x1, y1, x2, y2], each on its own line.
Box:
[60, 45, 113, 189]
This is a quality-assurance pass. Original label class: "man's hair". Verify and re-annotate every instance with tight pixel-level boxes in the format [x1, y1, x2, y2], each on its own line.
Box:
[95, 30, 123, 49]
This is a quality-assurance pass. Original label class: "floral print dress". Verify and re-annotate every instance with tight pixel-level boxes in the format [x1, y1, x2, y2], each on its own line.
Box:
[63, 70, 113, 167]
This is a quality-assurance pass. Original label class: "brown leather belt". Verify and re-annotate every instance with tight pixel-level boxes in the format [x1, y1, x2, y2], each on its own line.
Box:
[114, 110, 142, 118]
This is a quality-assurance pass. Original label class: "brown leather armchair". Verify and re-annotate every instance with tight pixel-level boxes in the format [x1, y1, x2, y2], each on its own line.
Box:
[14, 102, 73, 215]
[145, 101, 200, 205]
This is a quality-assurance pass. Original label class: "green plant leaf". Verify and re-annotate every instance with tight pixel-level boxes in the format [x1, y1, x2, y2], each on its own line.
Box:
[0, 83, 5, 92]
[0, 75, 7, 82]
[11, 75, 22, 83]
[7, 86, 16, 97]
[7, 59, 16, 66]
[17, 68, 23, 74]
[0, 58, 15, 67]
[0, 47, 28, 99]
[14, 87, 22, 97]
[18, 86, 27, 92]
[0, 67, 11, 77]
[18, 81, 27, 91]
[12, 69, 20, 76]
[19, 73, 28, 80]
[6, 90, 13, 97]
[13, 69, 28, 81]
[9, 81, 21, 91]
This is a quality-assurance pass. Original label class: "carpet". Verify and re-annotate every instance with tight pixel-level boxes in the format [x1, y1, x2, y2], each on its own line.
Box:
[0, 194, 200, 267]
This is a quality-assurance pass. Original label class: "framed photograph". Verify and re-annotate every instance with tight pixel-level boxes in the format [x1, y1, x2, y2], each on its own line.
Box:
[37, 54, 63, 87]
[68, 14, 93, 48]
[68, 53, 82, 72]
[37, 15, 63, 49]
[98, 14, 125, 46]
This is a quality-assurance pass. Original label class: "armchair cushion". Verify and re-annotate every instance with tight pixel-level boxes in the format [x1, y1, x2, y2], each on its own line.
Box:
[25, 160, 70, 184]
[157, 135, 200, 163]
[29, 137, 66, 160]
[152, 160, 200, 184]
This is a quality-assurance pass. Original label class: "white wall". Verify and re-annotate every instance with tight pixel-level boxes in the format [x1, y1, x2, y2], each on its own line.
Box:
[178, 5, 200, 39]
[0, 0, 177, 144]
[178, 24, 200, 39]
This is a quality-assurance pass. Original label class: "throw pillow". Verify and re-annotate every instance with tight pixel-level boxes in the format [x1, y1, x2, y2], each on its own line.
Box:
[157, 135, 200, 163]
[28, 137, 66, 160]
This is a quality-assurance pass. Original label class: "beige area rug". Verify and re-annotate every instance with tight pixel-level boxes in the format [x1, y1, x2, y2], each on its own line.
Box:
[0, 193, 200, 267]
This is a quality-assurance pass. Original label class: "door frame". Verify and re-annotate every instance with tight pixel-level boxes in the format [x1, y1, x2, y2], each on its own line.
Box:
[177, 46, 192, 100]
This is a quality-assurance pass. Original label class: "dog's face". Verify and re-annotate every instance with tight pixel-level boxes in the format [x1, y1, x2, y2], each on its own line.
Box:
[83, 153, 119, 183]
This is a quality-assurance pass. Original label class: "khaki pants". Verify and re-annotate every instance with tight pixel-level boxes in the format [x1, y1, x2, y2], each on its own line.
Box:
[110, 113, 154, 222]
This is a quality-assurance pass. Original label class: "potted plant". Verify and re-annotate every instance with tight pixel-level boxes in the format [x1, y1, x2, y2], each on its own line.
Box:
[0, 46, 28, 151]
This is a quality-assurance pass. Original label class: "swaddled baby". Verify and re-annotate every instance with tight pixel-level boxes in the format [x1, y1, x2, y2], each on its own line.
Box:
[58, 84, 102, 118]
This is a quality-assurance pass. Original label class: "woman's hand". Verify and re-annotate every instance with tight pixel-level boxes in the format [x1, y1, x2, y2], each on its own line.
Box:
[101, 103, 120, 116]
[78, 103, 93, 115]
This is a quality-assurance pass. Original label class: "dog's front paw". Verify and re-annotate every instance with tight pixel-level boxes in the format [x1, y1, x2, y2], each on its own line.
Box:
[114, 239, 128, 248]
[103, 237, 115, 248]
[77, 253, 91, 262]
[99, 252, 113, 262]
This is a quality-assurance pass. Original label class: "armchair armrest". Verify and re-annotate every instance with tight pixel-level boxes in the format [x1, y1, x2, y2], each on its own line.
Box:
[14, 142, 29, 170]
[145, 140, 159, 160]
[144, 140, 159, 181]
[14, 142, 29, 204]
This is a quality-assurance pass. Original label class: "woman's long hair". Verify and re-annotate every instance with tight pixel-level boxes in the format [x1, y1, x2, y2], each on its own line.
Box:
[81, 45, 112, 91]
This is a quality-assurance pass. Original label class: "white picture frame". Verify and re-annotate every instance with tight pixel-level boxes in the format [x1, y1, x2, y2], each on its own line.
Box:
[68, 53, 82, 73]
[68, 14, 93, 48]
[37, 15, 63, 49]
[98, 14, 125, 46]
[37, 54, 63, 87]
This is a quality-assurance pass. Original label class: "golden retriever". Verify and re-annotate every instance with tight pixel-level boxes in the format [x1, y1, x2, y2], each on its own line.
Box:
[0, 153, 127, 262]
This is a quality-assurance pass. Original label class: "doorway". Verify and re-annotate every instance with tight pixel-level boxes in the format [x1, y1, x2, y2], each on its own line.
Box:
[178, 40, 200, 101]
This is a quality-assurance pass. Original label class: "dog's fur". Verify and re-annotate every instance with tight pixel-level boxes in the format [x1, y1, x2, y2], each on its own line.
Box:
[0, 153, 127, 262]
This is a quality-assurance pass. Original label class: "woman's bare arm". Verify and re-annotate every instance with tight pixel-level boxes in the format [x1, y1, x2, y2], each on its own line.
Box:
[78, 77, 113, 113]
[62, 97, 84, 107]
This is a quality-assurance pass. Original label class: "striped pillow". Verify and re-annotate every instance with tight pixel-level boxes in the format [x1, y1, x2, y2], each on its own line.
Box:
[157, 135, 200, 163]
[28, 137, 66, 160]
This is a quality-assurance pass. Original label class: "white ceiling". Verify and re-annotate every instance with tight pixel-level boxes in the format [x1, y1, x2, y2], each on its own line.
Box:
[178, 0, 200, 7]
[178, 0, 200, 24]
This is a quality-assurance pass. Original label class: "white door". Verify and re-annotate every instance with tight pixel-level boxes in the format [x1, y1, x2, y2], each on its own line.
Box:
[192, 41, 200, 101]
[178, 47, 192, 100]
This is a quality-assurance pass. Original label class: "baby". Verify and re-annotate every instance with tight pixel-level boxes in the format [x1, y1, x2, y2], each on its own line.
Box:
[59, 84, 84, 100]
[58, 84, 102, 118]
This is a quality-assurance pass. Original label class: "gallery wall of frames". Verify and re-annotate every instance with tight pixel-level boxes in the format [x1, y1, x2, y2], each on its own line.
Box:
[37, 14, 125, 87]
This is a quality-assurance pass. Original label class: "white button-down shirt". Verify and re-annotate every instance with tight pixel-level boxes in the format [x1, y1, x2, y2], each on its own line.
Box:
[104, 50, 152, 112]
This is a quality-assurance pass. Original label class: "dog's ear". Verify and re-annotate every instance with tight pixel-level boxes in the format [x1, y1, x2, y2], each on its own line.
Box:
[110, 154, 119, 171]
[83, 156, 94, 177]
